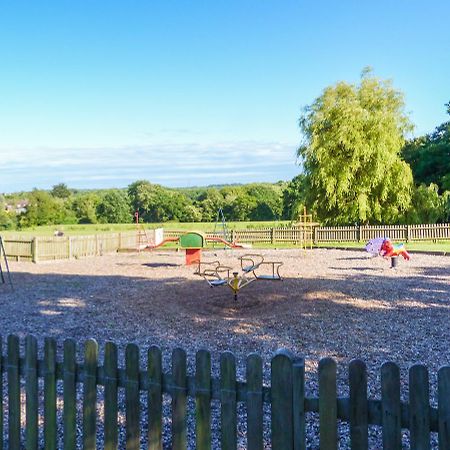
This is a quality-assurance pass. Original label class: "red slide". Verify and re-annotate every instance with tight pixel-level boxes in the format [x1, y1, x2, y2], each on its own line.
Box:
[144, 237, 180, 250]
[206, 237, 246, 248]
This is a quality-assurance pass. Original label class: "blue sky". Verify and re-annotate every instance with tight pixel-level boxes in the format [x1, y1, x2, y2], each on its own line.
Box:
[1, 1, 449, 193]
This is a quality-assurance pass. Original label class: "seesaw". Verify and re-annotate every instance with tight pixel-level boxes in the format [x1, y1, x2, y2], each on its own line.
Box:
[194, 253, 283, 300]
[144, 231, 250, 265]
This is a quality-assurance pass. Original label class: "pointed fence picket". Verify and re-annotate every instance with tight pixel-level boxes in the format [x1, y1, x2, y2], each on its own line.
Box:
[2, 223, 450, 262]
[0, 335, 448, 448]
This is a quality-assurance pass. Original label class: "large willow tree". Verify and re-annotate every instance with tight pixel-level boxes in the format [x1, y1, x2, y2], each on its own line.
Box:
[298, 69, 413, 225]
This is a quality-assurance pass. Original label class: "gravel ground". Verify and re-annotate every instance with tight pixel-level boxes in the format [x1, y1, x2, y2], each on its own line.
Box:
[1, 248, 449, 448]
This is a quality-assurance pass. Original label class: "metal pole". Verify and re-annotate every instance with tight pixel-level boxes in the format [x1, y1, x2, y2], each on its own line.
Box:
[0, 237, 13, 289]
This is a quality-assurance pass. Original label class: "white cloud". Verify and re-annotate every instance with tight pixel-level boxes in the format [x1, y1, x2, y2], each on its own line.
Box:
[0, 140, 300, 192]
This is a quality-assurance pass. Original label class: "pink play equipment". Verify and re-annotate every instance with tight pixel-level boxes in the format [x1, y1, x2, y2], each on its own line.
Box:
[365, 237, 410, 268]
[380, 239, 410, 260]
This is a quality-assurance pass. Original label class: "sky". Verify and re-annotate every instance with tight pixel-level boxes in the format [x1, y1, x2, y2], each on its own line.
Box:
[1, 1, 449, 193]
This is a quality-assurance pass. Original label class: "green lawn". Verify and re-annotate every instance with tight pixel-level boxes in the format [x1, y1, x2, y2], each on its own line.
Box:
[1, 221, 291, 237]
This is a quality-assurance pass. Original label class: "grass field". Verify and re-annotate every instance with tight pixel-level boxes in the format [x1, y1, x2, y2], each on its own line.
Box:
[1, 221, 291, 237]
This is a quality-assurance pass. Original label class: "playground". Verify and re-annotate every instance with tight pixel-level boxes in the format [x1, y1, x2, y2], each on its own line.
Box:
[1, 248, 449, 373]
[1, 247, 450, 446]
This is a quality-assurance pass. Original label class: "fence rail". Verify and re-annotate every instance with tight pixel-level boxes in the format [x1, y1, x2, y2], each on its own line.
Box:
[2, 223, 450, 262]
[0, 335, 448, 449]
[166, 223, 450, 245]
[2, 231, 140, 262]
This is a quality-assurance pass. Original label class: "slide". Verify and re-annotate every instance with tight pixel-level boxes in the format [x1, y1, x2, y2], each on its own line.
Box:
[206, 236, 252, 249]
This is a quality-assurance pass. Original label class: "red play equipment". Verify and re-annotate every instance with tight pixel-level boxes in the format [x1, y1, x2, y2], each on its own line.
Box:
[143, 231, 248, 265]
[380, 239, 410, 260]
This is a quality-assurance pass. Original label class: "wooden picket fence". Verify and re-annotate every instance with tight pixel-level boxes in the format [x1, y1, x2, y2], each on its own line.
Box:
[1, 232, 140, 262]
[2, 223, 450, 262]
[315, 223, 450, 243]
[166, 223, 450, 245]
[1, 335, 449, 449]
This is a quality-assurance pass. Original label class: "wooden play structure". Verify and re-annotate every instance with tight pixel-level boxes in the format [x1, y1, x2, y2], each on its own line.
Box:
[195, 253, 283, 300]
[143, 230, 249, 265]
[0, 236, 13, 289]
[294, 207, 317, 250]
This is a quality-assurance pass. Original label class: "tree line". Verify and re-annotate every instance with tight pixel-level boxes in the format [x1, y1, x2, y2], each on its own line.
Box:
[0, 181, 292, 229]
[1, 69, 449, 230]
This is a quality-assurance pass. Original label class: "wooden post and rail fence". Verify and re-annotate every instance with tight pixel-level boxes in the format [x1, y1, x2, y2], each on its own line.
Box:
[1, 223, 450, 262]
[0, 335, 449, 448]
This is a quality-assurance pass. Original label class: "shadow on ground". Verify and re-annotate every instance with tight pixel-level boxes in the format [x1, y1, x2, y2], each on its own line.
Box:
[0, 252, 449, 384]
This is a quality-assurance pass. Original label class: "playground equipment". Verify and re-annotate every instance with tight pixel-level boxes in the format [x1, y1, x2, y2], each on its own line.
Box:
[213, 208, 229, 249]
[144, 230, 250, 265]
[134, 212, 165, 251]
[294, 207, 317, 250]
[365, 237, 410, 268]
[180, 232, 205, 265]
[0, 237, 13, 289]
[195, 253, 283, 300]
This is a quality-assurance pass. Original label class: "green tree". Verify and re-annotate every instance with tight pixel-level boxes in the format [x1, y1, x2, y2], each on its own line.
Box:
[51, 183, 72, 198]
[282, 174, 308, 220]
[0, 195, 16, 230]
[245, 184, 283, 221]
[128, 180, 196, 222]
[402, 102, 450, 192]
[179, 204, 203, 222]
[128, 180, 161, 221]
[298, 69, 413, 225]
[404, 184, 448, 224]
[96, 190, 132, 223]
[71, 193, 100, 224]
[226, 193, 257, 221]
[196, 188, 225, 222]
[19, 190, 69, 227]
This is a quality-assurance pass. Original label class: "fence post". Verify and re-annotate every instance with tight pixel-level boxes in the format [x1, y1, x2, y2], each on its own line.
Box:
[83, 339, 99, 450]
[104, 342, 118, 450]
[409, 364, 430, 450]
[406, 225, 410, 243]
[271, 349, 294, 450]
[293, 357, 306, 450]
[64, 339, 77, 450]
[8, 335, 21, 450]
[319, 357, 337, 450]
[31, 237, 38, 263]
[381, 362, 401, 450]
[25, 335, 38, 450]
[148, 346, 163, 450]
[271, 228, 275, 244]
[349, 359, 368, 450]
[221, 351, 237, 450]
[358, 226, 362, 242]
[125, 344, 141, 450]
[172, 348, 187, 450]
[44, 337, 57, 449]
[196, 350, 212, 450]
[313, 226, 318, 245]
[247, 354, 263, 450]
[438, 366, 450, 449]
